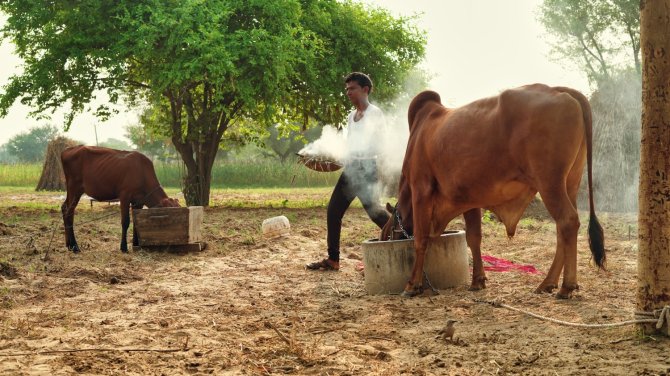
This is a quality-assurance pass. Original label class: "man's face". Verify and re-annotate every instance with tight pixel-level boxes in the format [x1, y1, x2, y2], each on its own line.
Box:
[345, 81, 369, 105]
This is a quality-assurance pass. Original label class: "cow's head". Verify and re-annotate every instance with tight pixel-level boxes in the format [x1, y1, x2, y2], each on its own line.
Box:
[380, 201, 413, 241]
[158, 197, 181, 208]
[379, 174, 413, 241]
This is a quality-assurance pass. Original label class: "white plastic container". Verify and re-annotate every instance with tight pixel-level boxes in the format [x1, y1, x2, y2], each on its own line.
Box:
[261, 215, 290, 238]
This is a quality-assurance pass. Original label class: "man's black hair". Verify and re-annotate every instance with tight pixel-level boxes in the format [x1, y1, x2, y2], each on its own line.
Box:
[344, 72, 373, 92]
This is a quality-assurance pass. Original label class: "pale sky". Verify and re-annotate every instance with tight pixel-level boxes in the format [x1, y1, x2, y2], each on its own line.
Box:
[0, 0, 589, 146]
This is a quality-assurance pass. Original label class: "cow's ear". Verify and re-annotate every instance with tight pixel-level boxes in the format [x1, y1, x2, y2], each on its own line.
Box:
[386, 202, 394, 213]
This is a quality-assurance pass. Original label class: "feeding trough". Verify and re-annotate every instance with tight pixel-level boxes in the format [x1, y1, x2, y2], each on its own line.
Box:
[132, 206, 205, 251]
[362, 230, 469, 295]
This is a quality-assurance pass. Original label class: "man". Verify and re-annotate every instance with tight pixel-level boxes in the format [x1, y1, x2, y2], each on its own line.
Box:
[306, 72, 391, 271]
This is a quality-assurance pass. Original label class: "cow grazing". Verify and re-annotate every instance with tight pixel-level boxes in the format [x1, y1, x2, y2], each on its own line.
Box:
[61, 146, 180, 252]
[381, 84, 605, 299]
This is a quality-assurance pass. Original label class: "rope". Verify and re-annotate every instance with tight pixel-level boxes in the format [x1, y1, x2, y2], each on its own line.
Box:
[3, 185, 167, 252]
[474, 298, 668, 329]
[1, 207, 120, 255]
[64, 211, 118, 228]
[423, 271, 439, 295]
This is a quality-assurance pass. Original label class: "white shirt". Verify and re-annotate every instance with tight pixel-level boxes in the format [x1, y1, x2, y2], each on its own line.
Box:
[344, 103, 386, 159]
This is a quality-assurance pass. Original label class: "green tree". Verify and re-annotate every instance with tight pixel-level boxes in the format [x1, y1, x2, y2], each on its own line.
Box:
[99, 137, 132, 151]
[540, 0, 641, 212]
[261, 123, 322, 163]
[0, 0, 425, 205]
[539, 0, 640, 84]
[125, 106, 179, 162]
[0, 144, 18, 164]
[126, 124, 178, 161]
[3, 124, 59, 162]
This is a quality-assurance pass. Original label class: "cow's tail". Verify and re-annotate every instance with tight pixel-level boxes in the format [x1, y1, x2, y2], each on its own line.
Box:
[408, 90, 441, 133]
[558, 87, 606, 269]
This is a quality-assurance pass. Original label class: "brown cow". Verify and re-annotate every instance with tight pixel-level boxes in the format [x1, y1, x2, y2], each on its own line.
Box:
[61, 146, 180, 252]
[381, 84, 605, 299]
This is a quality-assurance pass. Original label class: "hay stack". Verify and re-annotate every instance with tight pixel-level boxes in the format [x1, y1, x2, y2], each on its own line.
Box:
[36, 137, 79, 191]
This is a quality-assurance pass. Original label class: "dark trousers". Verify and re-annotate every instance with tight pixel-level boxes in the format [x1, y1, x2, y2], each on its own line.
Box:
[327, 161, 390, 261]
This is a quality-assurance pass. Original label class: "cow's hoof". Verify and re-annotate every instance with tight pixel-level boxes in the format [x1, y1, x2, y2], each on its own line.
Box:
[401, 286, 424, 298]
[69, 245, 80, 253]
[534, 284, 557, 294]
[469, 278, 487, 291]
[555, 284, 578, 299]
[468, 275, 487, 291]
[401, 290, 419, 298]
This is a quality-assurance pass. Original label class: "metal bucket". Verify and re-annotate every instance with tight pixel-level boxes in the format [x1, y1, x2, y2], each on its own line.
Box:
[362, 231, 469, 295]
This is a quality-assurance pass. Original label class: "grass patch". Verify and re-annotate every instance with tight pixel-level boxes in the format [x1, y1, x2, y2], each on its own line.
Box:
[518, 217, 538, 229]
[0, 186, 42, 193]
[0, 160, 340, 189]
[0, 164, 41, 187]
[0, 186, 386, 211]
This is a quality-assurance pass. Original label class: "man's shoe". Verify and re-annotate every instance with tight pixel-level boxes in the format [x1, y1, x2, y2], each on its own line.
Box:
[305, 258, 340, 271]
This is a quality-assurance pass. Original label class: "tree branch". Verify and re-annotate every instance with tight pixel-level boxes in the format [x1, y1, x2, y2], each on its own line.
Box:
[183, 92, 197, 140]
[579, 47, 600, 81]
[166, 89, 195, 170]
[585, 31, 610, 78]
[577, 35, 609, 79]
[122, 79, 152, 89]
[625, 23, 641, 74]
[203, 81, 210, 116]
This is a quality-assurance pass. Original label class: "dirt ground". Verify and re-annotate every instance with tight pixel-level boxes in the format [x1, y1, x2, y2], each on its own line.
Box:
[0, 191, 668, 375]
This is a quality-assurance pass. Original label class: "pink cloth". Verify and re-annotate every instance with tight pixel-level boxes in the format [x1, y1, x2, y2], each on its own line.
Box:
[481, 255, 542, 275]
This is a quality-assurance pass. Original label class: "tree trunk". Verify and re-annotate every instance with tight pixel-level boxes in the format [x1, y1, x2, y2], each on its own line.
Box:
[177, 135, 217, 207]
[182, 167, 212, 207]
[637, 0, 670, 335]
[167, 91, 235, 207]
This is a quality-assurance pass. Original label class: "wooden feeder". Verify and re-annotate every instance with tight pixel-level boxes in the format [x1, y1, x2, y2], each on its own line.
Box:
[362, 230, 469, 295]
[132, 206, 205, 251]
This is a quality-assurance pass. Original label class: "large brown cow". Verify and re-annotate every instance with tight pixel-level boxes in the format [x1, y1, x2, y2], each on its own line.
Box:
[381, 84, 605, 299]
[61, 146, 180, 252]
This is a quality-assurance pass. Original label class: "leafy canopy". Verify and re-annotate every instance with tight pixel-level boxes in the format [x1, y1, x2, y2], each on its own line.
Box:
[0, 0, 426, 205]
[0, 0, 425, 133]
[539, 0, 640, 84]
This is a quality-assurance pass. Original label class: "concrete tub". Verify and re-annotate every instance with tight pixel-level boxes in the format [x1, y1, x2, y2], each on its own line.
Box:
[362, 231, 469, 295]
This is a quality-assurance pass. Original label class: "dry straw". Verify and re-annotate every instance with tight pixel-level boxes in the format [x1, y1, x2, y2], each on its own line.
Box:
[35, 136, 78, 191]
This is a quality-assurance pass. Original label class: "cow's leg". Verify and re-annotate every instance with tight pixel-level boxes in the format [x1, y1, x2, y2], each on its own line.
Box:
[131, 203, 142, 247]
[537, 189, 580, 298]
[463, 209, 486, 290]
[402, 190, 436, 297]
[61, 190, 83, 253]
[535, 243, 564, 294]
[535, 193, 565, 294]
[403, 234, 429, 297]
[120, 199, 131, 252]
[553, 152, 587, 297]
